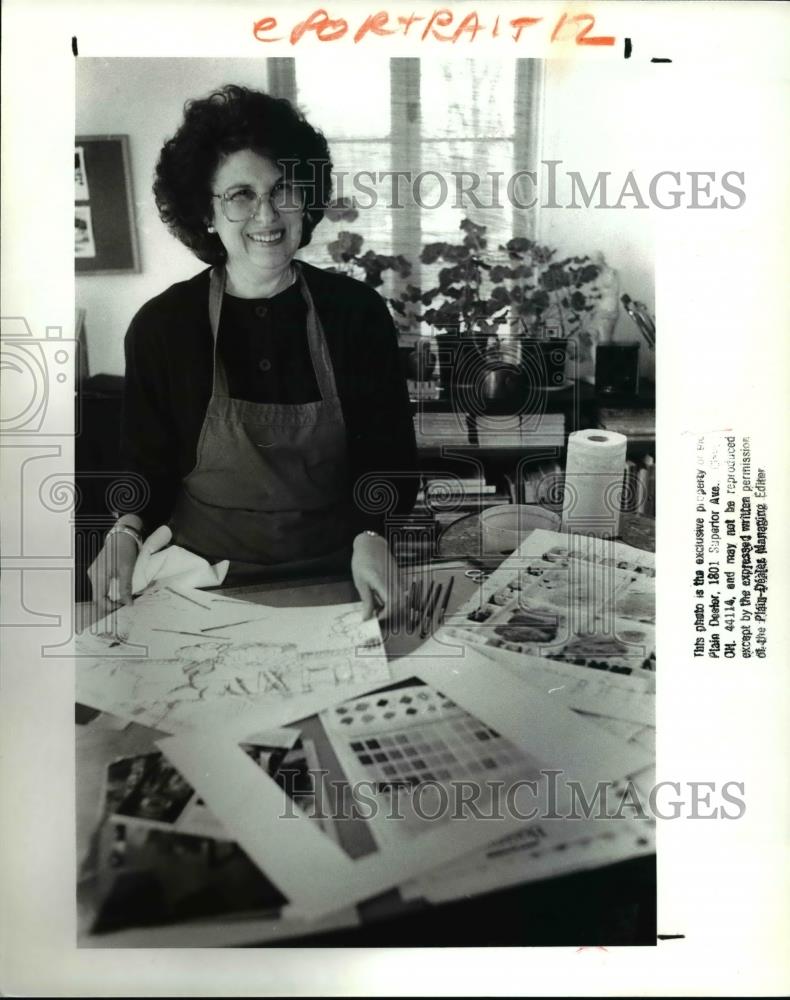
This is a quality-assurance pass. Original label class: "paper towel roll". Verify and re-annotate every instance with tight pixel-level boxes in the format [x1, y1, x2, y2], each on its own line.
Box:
[561, 429, 627, 537]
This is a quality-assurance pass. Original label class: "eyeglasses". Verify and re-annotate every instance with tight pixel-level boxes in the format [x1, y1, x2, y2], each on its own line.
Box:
[212, 183, 304, 222]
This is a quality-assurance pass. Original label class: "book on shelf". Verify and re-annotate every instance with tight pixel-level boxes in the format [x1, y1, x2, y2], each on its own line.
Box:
[597, 407, 655, 439]
[423, 476, 495, 493]
[407, 380, 442, 402]
[418, 474, 509, 515]
[624, 458, 639, 513]
[619, 455, 657, 516]
[414, 411, 565, 448]
[642, 454, 656, 517]
[413, 412, 471, 447]
[472, 412, 565, 446]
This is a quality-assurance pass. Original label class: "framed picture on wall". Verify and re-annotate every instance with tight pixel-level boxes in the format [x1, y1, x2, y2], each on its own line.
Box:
[74, 134, 141, 275]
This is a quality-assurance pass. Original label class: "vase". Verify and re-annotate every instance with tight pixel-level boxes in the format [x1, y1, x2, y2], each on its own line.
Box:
[477, 358, 528, 415]
[595, 342, 640, 398]
[567, 328, 596, 385]
[435, 332, 530, 416]
[582, 255, 620, 385]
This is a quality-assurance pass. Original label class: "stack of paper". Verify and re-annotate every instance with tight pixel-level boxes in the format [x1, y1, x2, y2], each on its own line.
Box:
[79, 529, 656, 938]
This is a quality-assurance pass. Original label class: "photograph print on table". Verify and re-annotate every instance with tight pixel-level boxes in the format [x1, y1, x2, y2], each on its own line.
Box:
[101, 728, 302, 838]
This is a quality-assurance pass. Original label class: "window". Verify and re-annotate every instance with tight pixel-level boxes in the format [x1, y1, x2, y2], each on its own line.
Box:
[275, 56, 542, 325]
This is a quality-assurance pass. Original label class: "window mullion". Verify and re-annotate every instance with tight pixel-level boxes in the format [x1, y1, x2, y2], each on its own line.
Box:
[267, 57, 297, 104]
[390, 58, 422, 322]
[513, 59, 544, 240]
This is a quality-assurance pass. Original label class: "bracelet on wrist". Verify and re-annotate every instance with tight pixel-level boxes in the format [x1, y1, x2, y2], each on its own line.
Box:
[107, 524, 143, 551]
[354, 529, 382, 547]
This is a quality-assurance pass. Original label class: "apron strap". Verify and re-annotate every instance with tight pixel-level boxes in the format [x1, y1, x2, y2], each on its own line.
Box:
[292, 260, 341, 403]
[208, 266, 229, 398]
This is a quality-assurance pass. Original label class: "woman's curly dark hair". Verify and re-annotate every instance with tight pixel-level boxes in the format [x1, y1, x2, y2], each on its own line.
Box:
[154, 85, 333, 264]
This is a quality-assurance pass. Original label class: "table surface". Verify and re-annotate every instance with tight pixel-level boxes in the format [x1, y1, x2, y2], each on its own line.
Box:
[76, 519, 656, 947]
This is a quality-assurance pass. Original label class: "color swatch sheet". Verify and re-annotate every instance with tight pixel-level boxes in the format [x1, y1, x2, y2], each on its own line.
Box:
[321, 681, 543, 849]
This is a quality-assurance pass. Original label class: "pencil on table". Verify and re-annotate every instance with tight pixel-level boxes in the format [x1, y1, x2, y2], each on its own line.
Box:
[420, 583, 443, 639]
[411, 578, 424, 632]
[406, 580, 417, 634]
[200, 619, 255, 632]
[422, 581, 435, 622]
[437, 575, 455, 625]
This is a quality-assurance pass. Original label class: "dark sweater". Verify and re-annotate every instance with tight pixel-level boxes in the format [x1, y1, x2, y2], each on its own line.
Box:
[120, 262, 418, 538]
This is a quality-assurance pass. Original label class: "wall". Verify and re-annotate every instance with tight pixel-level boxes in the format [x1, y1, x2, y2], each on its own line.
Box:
[76, 58, 270, 376]
[538, 59, 657, 380]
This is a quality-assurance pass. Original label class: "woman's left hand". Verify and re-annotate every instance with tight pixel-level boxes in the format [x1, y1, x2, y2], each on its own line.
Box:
[351, 531, 403, 622]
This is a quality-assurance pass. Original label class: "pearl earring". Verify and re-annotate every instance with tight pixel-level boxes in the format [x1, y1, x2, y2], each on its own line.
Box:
[207, 224, 216, 234]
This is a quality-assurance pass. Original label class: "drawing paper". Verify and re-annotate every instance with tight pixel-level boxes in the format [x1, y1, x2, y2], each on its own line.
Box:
[76, 587, 389, 733]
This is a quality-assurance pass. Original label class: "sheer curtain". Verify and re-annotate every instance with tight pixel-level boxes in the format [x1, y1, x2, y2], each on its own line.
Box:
[418, 59, 515, 246]
[293, 52, 394, 273]
[283, 56, 541, 324]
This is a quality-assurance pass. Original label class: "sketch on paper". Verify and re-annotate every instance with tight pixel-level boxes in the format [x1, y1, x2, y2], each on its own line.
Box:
[78, 640, 389, 733]
[76, 587, 389, 733]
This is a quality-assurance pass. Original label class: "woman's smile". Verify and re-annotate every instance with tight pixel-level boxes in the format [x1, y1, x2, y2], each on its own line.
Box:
[246, 229, 286, 246]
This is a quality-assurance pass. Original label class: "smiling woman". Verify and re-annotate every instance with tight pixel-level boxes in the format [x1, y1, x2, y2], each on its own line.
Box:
[87, 85, 418, 620]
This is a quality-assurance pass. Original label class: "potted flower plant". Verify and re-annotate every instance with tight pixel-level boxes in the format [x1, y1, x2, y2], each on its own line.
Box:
[392, 222, 604, 406]
[323, 210, 607, 401]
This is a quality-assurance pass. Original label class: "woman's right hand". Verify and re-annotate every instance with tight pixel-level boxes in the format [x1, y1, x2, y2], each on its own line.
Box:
[87, 530, 138, 620]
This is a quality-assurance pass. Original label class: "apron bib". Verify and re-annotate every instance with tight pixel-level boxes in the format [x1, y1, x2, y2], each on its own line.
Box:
[170, 263, 355, 570]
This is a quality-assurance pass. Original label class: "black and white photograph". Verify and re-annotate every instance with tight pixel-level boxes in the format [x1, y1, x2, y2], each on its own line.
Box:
[75, 145, 90, 200]
[1, 1, 788, 995]
[74, 204, 97, 259]
[69, 50, 659, 948]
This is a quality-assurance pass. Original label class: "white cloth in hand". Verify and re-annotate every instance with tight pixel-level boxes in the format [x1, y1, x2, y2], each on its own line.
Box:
[107, 525, 230, 600]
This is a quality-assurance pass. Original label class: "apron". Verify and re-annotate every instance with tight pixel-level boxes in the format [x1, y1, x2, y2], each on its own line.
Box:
[169, 262, 355, 576]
